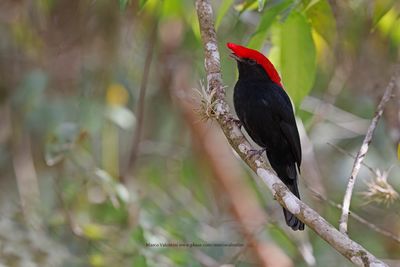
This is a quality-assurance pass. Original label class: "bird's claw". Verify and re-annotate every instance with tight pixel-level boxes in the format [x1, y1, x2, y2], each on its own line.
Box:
[246, 148, 266, 159]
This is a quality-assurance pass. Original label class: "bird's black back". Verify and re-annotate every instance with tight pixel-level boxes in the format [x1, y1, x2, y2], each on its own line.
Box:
[233, 74, 301, 173]
[233, 62, 304, 230]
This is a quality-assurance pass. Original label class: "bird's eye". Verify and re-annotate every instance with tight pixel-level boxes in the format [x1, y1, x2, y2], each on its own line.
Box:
[248, 59, 256, 65]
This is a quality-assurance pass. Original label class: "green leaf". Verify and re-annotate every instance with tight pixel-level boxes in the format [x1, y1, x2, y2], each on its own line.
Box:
[258, 0, 266, 12]
[235, 1, 258, 14]
[267, 25, 281, 70]
[131, 226, 146, 244]
[165, 250, 190, 265]
[91, 202, 128, 224]
[303, 0, 320, 10]
[162, 0, 184, 18]
[280, 12, 316, 107]
[89, 254, 105, 267]
[305, 0, 336, 44]
[373, 0, 396, 26]
[82, 223, 105, 240]
[247, 0, 291, 50]
[216, 0, 234, 29]
[376, 8, 398, 37]
[119, 0, 129, 11]
[268, 226, 296, 257]
[390, 20, 400, 45]
[139, 0, 148, 10]
[132, 255, 147, 267]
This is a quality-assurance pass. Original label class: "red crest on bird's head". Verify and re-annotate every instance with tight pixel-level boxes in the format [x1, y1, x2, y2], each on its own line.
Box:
[227, 42, 282, 88]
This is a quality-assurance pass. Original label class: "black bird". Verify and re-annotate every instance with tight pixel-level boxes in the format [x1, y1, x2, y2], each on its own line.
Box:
[227, 42, 304, 231]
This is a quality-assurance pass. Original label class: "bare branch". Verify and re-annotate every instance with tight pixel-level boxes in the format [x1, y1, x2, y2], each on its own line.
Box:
[339, 79, 395, 234]
[128, 19, 158, 172]
[195, 0, 389, 266]
[307, 185, 400, 244]
[11, 115, 42, 229]
[328, 142, 375, 174]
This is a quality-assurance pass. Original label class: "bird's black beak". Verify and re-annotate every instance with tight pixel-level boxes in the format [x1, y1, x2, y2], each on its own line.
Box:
[229, 53, 243, 62]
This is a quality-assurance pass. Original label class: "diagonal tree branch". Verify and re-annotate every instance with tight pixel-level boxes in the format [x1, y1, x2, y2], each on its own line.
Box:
[171, 62, 293, 267]
[195, 0, 390, 266]
[339, 80, 395, 234]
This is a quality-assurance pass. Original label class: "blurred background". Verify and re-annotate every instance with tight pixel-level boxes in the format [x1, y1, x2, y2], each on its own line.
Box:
[0, 0, 399, 266]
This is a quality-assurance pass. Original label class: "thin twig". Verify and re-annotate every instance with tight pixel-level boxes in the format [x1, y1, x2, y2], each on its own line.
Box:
[195, 0, 389, 265]
[339, 79, 395, 234]
[128, 19, 158, 172]
[307, 185, 400, 244]
[327, 142, 375, 174]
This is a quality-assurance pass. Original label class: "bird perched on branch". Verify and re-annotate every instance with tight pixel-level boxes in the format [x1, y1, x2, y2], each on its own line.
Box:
[227, 42, 304, 231]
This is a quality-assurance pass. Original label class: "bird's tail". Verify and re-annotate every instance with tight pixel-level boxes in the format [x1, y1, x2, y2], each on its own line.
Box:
[282, 182, 304, 231]
[267, 153, 304, 231]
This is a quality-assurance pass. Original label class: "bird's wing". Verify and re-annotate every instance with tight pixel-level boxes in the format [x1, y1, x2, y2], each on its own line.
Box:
[269, 85, 302, 168]
[279, 120, 302, 169]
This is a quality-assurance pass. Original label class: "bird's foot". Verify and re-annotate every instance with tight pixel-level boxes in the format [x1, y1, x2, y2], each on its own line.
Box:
[227, 116, 242, 128]
[246, 148, 266, 159]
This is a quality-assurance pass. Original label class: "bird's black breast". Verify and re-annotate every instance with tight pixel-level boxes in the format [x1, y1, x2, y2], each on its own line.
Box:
[233, 79, 302, 167]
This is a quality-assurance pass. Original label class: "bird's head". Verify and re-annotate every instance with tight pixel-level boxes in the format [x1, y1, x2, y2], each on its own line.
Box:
[227, 42, 282, 87]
